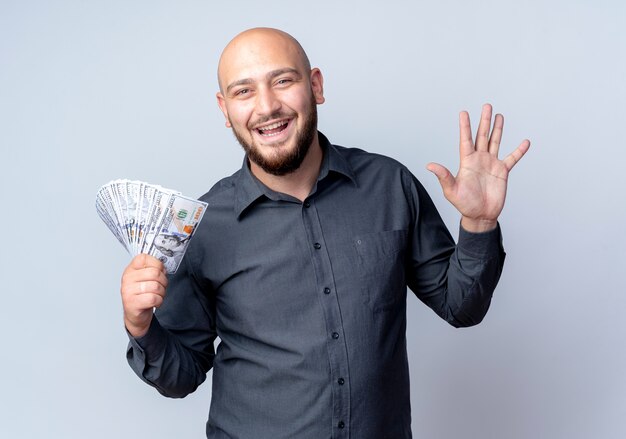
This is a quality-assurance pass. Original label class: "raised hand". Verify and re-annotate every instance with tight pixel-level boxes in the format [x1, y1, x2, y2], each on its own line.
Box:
[427, 103, 530, 233]
[121, 253, 169, 338]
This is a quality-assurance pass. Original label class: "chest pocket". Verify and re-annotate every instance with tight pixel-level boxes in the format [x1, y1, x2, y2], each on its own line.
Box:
[353, 229, 408, 312]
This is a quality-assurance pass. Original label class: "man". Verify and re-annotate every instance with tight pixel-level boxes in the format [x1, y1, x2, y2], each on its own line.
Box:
[121, 28, 529, 438]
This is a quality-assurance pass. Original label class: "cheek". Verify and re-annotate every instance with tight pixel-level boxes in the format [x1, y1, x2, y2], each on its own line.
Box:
[227, 102, 254, 122]
[294, 94, 316, 116]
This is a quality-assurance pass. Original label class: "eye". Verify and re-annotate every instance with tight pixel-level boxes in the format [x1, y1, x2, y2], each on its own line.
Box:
[235, 88, 250, 96]
[276, 78, 293, 86]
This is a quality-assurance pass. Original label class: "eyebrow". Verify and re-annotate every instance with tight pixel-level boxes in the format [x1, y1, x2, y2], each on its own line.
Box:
[226, 68, 303, 94]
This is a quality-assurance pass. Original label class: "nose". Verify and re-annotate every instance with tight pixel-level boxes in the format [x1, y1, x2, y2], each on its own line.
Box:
[255, 87, 281, 117]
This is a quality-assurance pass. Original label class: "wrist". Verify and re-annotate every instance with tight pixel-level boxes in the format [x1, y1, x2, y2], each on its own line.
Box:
[461, 216, 498, 233]
[124, 316, 151, 338]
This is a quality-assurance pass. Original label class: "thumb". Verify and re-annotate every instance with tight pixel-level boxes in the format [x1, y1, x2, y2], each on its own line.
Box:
[426, 162, 455, 192]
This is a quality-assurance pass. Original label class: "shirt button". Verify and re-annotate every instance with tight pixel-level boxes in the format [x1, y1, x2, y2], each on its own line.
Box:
[332, 332, 339, 339]
[314, 242, 321, 249]
[324, 287, 331, 294]
[338, 378, 345, 385]
[304, 201, 310, 208]
[338, 421, 345, 429]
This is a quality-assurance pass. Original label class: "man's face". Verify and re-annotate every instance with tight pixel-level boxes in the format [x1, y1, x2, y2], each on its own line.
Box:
[217, 31, 325, 176]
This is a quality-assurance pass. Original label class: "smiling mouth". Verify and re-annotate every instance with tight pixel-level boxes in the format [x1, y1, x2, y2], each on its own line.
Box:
[256, 120, 290, 137]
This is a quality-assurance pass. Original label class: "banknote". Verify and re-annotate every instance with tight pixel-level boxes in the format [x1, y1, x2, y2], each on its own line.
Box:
[147, 193, 207, 273]
[140, 189, 175, 254]
[97, 183, 126, 246]
[96, 180, 207, 273]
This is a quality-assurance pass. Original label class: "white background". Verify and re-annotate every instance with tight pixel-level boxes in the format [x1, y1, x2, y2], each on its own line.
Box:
[1, 0, 625, 437]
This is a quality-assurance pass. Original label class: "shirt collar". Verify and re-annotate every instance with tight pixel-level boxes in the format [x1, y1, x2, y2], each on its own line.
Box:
[233, 131, 356, 218]
[317, 131, 356, 184]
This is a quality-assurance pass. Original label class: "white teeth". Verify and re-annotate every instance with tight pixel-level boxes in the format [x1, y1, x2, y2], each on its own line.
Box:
[258, 120, 288, 133]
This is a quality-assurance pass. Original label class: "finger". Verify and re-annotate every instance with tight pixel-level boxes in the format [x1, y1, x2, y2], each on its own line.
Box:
[426, 162, 456, 193]
[139, 280, 167, 298]
[488, 113, 504, 156]
[123, 261, 168, 290]
[502, 139, 531, 171]
[124, 292, 164, 318]
[129, 253, 165, 272]
[122, 277, 167, 297]
[459, 111, 474, 157]
[134, 293, 164, 310]
[121, 282, 167, 314]
[475, 103, 493, 152]
[130, 268, 169, 290]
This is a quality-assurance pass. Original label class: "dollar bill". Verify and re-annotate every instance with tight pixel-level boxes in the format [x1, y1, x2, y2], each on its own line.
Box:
[147, 193, 207, 273]
[95, 180, 207, 273]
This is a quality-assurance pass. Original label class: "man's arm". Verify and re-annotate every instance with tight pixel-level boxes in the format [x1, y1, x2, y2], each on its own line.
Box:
[406, 104, 528, 326]
[404, 172, 505, 327]
[122, 254, 216, 398]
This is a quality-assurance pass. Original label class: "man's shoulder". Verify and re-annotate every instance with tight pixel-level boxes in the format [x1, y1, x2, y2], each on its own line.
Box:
[197, 168, 243, 204]
[332, 142, 411, 175]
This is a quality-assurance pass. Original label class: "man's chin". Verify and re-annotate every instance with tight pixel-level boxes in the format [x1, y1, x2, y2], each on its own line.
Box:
[250, 156, 301, 176]
[252, 138, 290, 152]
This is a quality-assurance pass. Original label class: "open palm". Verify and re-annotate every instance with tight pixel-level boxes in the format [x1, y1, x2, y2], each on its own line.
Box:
[427, 104, 530, 232]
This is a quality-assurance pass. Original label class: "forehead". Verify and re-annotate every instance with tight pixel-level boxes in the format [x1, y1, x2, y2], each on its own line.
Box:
[218, 32, 307, 89]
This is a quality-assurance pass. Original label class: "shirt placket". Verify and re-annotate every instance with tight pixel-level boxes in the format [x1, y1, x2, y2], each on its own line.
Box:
[301, 197, 351, 438]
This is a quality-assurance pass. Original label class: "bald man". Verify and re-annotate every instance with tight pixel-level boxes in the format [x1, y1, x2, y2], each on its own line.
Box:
[122, 28, 529, 438]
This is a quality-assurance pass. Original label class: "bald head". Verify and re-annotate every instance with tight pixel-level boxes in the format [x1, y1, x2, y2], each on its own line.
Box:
[217, 28, 311, 93]
[214, 27, 325, 180]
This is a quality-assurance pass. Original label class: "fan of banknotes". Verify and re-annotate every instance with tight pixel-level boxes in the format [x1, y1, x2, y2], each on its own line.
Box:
[96, 179, 208, 273]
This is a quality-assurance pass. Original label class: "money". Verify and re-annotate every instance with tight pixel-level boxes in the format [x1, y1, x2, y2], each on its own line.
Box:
[96, 179, 208, 273]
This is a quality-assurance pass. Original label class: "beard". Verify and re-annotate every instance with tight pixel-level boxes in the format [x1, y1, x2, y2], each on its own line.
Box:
[230, 99, 318, 176]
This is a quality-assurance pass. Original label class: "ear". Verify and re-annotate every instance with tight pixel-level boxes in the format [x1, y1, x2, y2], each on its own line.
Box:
[216, 92, 232, 128]
[310, 68, 325, 105]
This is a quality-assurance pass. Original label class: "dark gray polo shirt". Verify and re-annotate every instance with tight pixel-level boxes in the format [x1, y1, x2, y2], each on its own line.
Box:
[127, 132, 505, 439]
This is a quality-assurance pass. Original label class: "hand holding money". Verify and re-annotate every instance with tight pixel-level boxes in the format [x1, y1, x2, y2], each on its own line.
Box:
[97, 179, 207, 337]
[121, 254, 169, 337]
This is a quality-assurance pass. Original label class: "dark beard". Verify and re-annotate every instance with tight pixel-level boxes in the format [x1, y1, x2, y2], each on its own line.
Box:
[231, 103, 318, 176]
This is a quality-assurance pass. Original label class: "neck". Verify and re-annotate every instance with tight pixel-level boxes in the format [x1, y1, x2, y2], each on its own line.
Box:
[249, 133, 323, 201]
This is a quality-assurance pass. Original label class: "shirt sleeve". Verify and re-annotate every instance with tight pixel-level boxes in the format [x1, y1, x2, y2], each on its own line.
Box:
[126, 251, 217, 398]
[403, 170, 506, 327]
